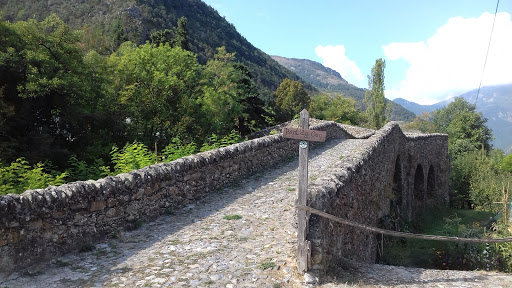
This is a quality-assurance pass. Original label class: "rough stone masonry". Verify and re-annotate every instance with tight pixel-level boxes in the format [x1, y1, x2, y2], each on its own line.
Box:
[0, 121, 449, 277]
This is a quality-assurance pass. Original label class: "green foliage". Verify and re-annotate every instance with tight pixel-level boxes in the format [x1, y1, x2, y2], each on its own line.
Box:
[309, 94, 363, 125]
[66, 155, 110, 182]
[273, 78, 310, 122]
[401, 112, 437, 133]
[501, 154, 512, 172]
[431, 97, 493, 157]
[200, 130, 244, 152]
[0, 15, 118, 167]
[161, 138, 197, 162]
[223, 214, 242, 220]
[108, 42, 202, 146]
[150, 29, 173, 46]
[0, 158, 67, 195]
[379, 208, 512, 272]
[200, 47, 247, 136]
[109, 142, 156, 175]
[11, 14, 85, 99]
[364, 58, 388, 129]
[172, 16, 190, 51]
[259, 261, 276, 270]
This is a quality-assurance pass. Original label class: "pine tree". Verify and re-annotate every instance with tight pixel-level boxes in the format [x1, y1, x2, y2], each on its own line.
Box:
[172, 17, 190, 51]
[364, 58, 388, 129]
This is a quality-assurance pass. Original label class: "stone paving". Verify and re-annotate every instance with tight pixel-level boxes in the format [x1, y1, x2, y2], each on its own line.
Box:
[2, 137, 512, 288]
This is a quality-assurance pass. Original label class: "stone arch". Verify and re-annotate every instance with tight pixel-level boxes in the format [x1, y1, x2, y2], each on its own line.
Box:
[414, 164, 425, 202]
[427, 165, 435, 198]
[392, 156, 403, 206]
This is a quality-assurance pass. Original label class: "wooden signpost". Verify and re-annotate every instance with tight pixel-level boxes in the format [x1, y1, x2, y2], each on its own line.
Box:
[282, 109, 326, 274]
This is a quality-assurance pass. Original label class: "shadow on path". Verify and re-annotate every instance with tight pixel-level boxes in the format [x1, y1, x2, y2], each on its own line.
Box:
[2, 138, 349, 287]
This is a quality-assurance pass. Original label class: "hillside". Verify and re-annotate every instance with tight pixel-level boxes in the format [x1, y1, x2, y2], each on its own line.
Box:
[271, 56, 415, 122]
[393, 84, 512, 153]
[0, 0, 313, 102]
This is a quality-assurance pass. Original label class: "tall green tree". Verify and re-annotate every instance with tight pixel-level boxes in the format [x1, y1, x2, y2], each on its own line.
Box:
[273, 78, 310, 122]
[430, 97, 494, 208]
[431, 97, 493, 157]
[200, 47, 245, 136]
[172, 16, 190, 51]
[364, 58, 388, 129]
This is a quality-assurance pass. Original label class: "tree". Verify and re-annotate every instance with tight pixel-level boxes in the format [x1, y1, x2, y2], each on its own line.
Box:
[172, 16, 190, 51]
[501, 154, 512, 173]
[430, 97, 495, 209]
[231, 63, 270, 135]
[200, 47, 245, 136]
[273, 78, 310, 121]
[401, 112, 436, 133]
[110, 18, 127, 51]
[109, 43, 202, 146]
[431, 97, 493, 157]
[150, 29, 173, 46]
[0, 15, 103, 166]
[310, 94, 363, 125]
[364, 58, 388, 129]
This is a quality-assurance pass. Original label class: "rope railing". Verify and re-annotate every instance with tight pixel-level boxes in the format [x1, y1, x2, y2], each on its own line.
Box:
[297, 205, 512, 244]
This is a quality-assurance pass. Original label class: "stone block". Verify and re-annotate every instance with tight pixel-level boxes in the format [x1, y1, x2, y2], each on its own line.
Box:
[89, 201, 106, 212]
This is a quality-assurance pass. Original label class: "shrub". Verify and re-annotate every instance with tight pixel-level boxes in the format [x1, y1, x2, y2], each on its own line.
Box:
[0, 158, 67, 195]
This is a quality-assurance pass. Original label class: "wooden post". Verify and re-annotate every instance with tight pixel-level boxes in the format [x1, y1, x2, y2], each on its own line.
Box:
[297, 109, 311, 274]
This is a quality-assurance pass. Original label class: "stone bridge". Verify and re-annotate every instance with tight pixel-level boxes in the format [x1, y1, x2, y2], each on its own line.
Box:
[0, 121, 449, 284]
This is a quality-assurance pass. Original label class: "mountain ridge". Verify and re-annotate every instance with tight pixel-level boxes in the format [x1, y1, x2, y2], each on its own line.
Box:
[393, 84, 512, 153]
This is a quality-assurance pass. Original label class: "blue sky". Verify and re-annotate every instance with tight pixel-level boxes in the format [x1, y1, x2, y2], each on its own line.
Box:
[201, 0, 512, 104]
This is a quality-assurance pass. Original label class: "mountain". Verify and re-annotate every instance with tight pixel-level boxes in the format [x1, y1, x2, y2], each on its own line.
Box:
[392, 98, 448, 115]
[271, 56, 415, 122]
[0, 0, 313, 102]
[393, 84, 512, 153]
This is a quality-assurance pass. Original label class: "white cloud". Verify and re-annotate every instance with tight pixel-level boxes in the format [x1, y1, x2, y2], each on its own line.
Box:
[314, 45, 365, 88]
[383, 12, 512, 105]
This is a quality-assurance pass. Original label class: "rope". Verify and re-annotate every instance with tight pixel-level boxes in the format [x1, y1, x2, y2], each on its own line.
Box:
[297, 205, 512, 244]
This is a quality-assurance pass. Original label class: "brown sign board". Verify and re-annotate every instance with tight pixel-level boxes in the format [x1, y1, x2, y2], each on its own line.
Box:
[282, 127, 327, 142]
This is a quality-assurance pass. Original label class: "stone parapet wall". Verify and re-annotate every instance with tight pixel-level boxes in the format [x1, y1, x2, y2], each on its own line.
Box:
[0, 121, 352, 274]
[307, 122, 449, 271]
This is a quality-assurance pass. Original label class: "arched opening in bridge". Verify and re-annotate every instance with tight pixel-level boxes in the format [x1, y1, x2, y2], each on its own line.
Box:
[427, 165, 435, 198]
[392, 156, 403, 207]
[414, 164, 424, 202]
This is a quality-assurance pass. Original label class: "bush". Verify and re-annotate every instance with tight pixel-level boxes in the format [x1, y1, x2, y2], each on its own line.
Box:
[0, 158, 67, 195]
[110, 142, 156, 174]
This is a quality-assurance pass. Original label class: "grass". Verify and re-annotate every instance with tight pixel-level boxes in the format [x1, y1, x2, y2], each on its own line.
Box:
[259, 260, 276, 270]
[223, 214, 242, 220]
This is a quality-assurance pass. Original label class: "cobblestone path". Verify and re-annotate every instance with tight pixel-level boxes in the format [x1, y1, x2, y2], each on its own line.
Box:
[2, 138, 359, 288]
[2, 138, 512, 288]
